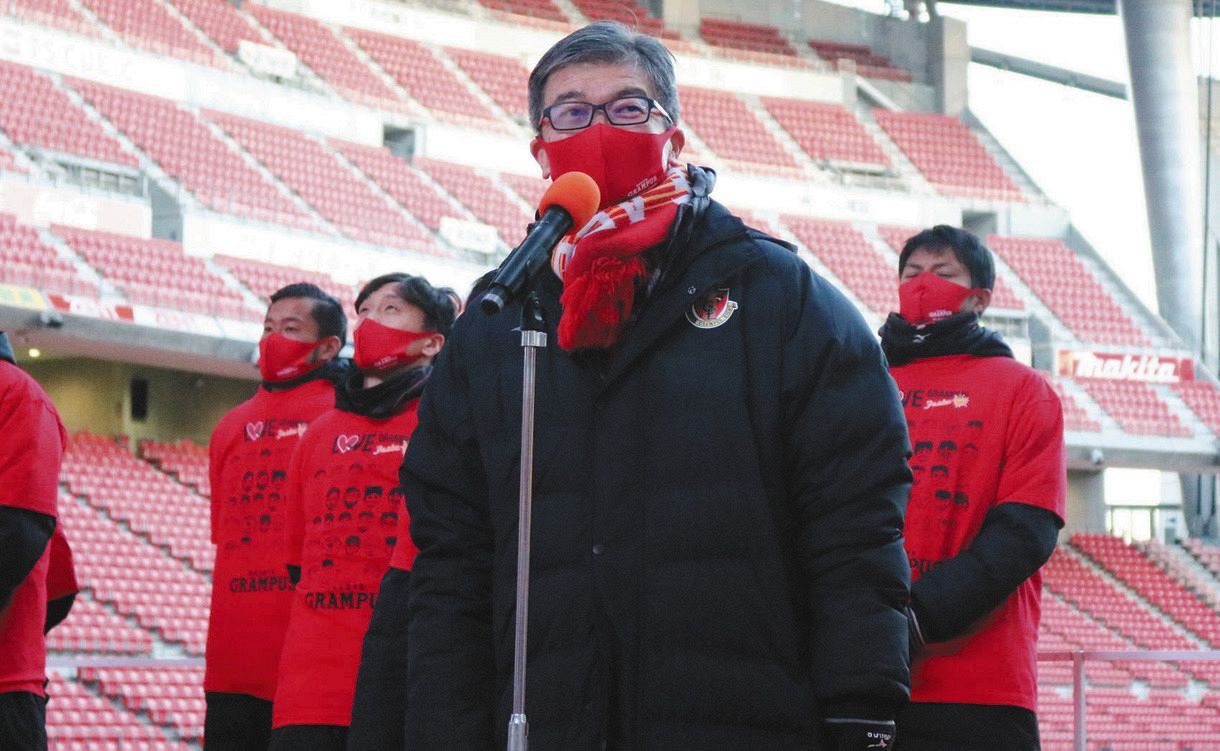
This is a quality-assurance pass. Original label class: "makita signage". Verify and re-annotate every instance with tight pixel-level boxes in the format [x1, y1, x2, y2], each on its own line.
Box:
[1057, 351, 1195, 383]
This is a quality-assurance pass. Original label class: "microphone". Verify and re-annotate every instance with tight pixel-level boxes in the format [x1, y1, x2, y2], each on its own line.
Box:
[480, 171, 600, 315]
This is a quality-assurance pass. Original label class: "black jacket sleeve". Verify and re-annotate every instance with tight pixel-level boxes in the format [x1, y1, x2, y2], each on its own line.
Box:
[909, 502, 1061, 647]
[401, 315, 494, 749]
[46, 593, 76, 633]
[782, 270, 912, 725]
[0, 506, 55, 611]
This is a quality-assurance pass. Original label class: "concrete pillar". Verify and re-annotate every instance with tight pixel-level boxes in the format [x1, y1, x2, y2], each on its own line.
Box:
[927, 14, 968, 116]
[1065, 469, 1107, 536]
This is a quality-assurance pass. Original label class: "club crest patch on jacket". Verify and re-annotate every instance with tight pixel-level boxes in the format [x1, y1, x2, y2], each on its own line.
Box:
[686, 288, 738, 329]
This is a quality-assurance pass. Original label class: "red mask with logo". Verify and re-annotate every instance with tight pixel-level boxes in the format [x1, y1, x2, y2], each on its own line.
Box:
[541, 124, 676, 209]
[899, 272, 982, 326]
[258, 333, 321, 382]
[353, 317, 432, 372]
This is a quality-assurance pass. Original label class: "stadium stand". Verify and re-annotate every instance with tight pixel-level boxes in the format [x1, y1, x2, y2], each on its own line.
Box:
[77, 0, 222, 69]
[345, 29, 504, 129]
[781, 216, 897, 316]
[46, 596, 154, 656]
[0, 213, 99, 299]
[46, 673, 186, 750]
[806, 39, 912, 82]
[762, 98, 889, 170]
[1072, 378, 1192, 438]
[415, 156, 532, 246]
[246, 5, 409, 112]
[500, 171, 549, 211]
[140, 438, 211, 498]
[212, 253, 359, 325]
[165, 0, 267, 55]
[0, 141, 26, 174]
[679, 86, 800, 172]
[205, 110, 444, 253]
[1172, 379, 1220, 438]
[82, 666, 205, 746]
[1046, 378, 1105, 433]
[570, 0, 677, 39]
[873, 110, 1025, 201]
[67, 78, 319, 231]
[477, 0, 568, 24]
[699, 17, 795, 58]
[0, 61, 137, 168]
[1185, 538, 1220, 581]
[1, 0, 101, 38]
[445, 46, 532, 123]
[987, 235, 1152, 346]
[52, 224, 258, 322]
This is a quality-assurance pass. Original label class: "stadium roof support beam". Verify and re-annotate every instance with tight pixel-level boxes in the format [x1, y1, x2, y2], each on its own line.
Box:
[969, 47, 1128, 99]
[1120, 0, 1217, 538]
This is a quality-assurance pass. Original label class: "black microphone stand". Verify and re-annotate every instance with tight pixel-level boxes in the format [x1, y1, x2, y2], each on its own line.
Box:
[505, 291, 546, 751]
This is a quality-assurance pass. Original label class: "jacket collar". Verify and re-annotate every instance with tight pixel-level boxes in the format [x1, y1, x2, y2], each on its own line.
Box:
[0, 333, 13, 365]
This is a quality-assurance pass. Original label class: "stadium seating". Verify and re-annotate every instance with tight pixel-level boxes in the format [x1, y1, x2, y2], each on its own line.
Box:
[82, 667, 205, 745]
[500, 172, 549, 212]
[46, 596, 154, 655]
[345, 29, 503, 129]
[1045, 378, 1104, 433]
[415, 157, 532, 246]
[78, 0, 222, 68]
[700, 17, 795, 58]
[1072, 378, 1192, 437]
[0, 213, 99, 298]
[0, 61, 136, 168]
[877, 225, 1027, 311]
[477, 0, 568, 24]
[52, 224, 258, 321]
[140, 438, 211, 498]
[68, 78, 318, 231]
[1184, 537, 1220, 581]
[247, 5, 408, 111]
[1172, 379, 1220, 438]
[781, 216, 897, 315]
[62, 432, 215, 576]
[873, 110, 1025, 201]
[807, 40, 912, 82]
[0, 0, 101, 38]
[570, 0, 677, 39]
[679, 86, 799, 173]
[45, 674, 185, 750]
[445, 47, 532, 122]
[165, 0, 267, 55]
[987, 235, 1151, 346]
[0, 141, 25, 174]
[214, 253, 359, 322]
[762, 98, 889, 169]
[205, 111, 443, 253]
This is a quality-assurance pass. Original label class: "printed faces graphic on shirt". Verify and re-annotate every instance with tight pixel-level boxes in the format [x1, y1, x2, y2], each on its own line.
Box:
[900, 386, 982, 576]
[301, 431, 410, 592]
[219, 418, 308, 552]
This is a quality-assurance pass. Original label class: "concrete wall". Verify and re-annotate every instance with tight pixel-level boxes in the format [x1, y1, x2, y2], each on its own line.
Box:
[21, 357, 255, 445]
[1065, 469, 1108, 535]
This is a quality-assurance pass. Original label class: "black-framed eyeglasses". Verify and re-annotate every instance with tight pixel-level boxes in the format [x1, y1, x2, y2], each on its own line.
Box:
[541, 95, 672, 132]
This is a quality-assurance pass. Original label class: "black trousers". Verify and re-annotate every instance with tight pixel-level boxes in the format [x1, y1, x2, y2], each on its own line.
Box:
[896, 702, 1040, 751]
[269, 724, 347, 751]
[347, 567, 411, 751]
[204, 692, 273, 751]
[0, 691, 46, 751]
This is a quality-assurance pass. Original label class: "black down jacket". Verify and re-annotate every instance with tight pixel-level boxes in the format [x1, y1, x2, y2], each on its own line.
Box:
[403, 168, 912, 750]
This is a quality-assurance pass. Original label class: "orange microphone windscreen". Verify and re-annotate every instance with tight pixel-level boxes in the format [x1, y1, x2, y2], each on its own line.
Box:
[539, 171, 600, 230]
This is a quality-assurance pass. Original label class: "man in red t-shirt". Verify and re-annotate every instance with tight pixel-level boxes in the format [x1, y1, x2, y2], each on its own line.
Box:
[270, 273, 455, 751]
[879, 226, 1066, 750]
[204, 284, 348, 751]
[0, 331, 67, 751]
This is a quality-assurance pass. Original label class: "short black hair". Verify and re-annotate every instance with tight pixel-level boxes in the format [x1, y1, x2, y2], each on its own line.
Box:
[270, 282, 347, 345]
[897, 225, 996, 290]
[355, 274, 458, 338]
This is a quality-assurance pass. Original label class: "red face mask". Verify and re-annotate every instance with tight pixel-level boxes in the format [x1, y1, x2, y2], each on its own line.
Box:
[898, 272, 981, 326]
[258, 333, 321, 382]
[353, 317, 432, 372]
[541, 124, 676, 209]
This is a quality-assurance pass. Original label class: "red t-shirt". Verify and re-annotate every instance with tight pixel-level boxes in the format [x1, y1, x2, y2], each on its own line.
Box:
[272, 401, 419, 728]
[891, 354, 1065, 712]
[204, 378, 336, 699]
[0, 361, 66, 697]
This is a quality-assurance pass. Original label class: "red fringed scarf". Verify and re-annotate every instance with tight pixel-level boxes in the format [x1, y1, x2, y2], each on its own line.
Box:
[551, 168, 692, 352]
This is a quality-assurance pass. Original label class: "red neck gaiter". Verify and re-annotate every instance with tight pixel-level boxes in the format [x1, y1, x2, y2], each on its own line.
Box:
[258, 333, 321, 382]
[899, 272, 981, 326]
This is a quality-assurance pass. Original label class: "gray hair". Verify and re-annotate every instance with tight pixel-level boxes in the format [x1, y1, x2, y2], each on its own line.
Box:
[528, 21, 680, 133]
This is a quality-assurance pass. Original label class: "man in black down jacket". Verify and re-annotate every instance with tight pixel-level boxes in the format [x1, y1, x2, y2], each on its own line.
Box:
[402, 21, 912, 751]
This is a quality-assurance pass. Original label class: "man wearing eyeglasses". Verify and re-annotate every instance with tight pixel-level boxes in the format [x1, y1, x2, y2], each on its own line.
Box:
[403, 21, 911, 751]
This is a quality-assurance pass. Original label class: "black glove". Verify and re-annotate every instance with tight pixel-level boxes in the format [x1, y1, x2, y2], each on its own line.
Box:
[823, 718, 896, 751]
[287, 564, 301, 585]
